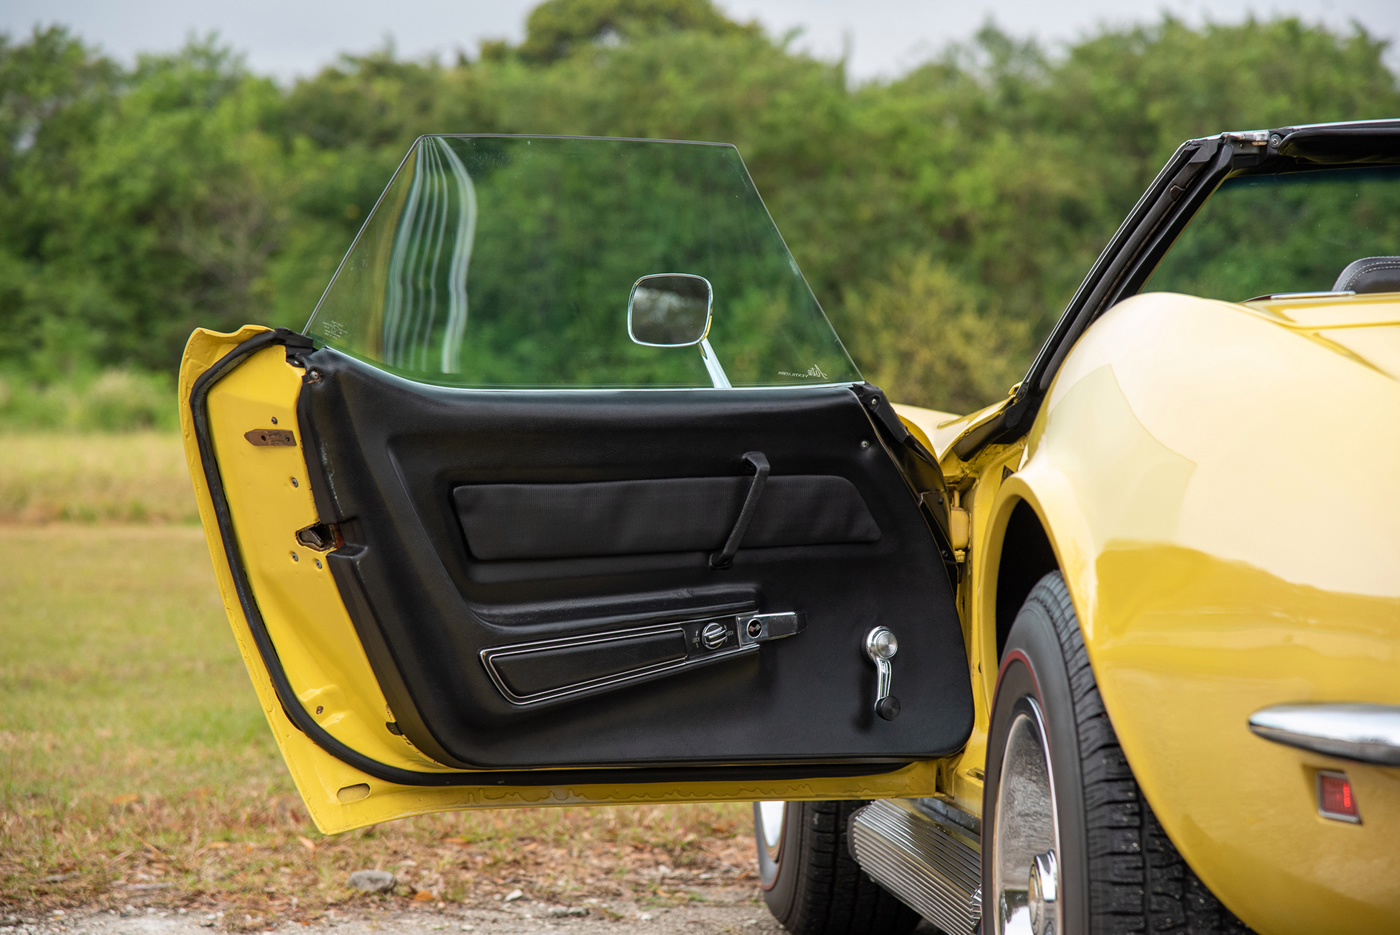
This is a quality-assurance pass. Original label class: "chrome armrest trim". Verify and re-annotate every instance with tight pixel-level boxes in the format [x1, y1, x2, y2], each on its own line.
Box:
[480, 611, 804, 707]
[1247, 703, 1400, 766]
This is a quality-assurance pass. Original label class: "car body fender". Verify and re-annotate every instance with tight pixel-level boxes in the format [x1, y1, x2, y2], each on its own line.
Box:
[988, 291, 1400, 934]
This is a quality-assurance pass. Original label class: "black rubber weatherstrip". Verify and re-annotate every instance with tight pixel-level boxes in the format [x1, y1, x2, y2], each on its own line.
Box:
[190, 329, 907, 788]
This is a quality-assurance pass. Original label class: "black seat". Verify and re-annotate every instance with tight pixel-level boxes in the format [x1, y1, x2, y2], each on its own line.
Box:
[1332, 256, 1400, 294]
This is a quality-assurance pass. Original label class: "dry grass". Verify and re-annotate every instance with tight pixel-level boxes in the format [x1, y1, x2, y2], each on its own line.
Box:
[0, 433, 196, 524]
[0, 525, 756, 923]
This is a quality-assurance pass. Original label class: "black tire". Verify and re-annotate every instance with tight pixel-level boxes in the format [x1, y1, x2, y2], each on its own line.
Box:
[755, 800, 921, 935]
[983, 571, 1253, 935]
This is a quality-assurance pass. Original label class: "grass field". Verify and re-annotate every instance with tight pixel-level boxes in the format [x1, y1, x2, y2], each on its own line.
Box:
[0, 444, 755, 924]
[0, 433, 196, 524]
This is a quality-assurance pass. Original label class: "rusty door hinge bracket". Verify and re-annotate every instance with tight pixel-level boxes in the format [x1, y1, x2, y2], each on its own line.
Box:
[245, 428, 296, 447]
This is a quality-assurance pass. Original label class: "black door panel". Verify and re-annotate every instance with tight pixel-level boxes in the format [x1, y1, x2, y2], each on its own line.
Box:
[298, 348, 973, 772]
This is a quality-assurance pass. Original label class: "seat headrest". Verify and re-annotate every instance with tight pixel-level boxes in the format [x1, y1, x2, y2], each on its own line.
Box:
[1332, 257, 1400, 294]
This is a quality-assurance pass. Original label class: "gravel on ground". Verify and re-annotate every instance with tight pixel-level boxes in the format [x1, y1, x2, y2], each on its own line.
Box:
[1, 896, 788, 935]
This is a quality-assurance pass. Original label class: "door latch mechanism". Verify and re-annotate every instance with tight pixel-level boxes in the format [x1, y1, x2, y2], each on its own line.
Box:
[864, 626, 900, 720]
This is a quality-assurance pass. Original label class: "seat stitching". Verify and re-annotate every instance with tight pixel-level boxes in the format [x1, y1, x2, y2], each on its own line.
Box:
[1338, 257, 1400, 291]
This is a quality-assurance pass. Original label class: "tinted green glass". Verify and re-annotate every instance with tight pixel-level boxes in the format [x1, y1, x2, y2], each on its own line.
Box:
[305, 135, 859, 388]
[1143, 166, 1400, 301]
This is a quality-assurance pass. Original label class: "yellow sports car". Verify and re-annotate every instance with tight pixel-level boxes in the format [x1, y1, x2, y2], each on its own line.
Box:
[180, 123, 1400, 935]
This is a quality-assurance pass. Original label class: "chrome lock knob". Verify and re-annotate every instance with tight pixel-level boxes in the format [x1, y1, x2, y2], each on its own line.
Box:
[700, 621, 729, 650]
[863, 626, 900, 720]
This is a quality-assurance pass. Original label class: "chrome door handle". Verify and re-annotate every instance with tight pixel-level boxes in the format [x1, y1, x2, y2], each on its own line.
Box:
[864, 626, 900, 720]
[737, 611, 805, 645]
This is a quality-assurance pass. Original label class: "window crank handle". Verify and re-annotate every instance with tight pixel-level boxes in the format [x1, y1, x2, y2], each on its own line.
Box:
[863, 627, 900, 720]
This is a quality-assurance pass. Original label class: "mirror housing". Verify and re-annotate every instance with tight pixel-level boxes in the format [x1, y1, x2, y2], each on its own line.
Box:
[628, 274, 713, 347]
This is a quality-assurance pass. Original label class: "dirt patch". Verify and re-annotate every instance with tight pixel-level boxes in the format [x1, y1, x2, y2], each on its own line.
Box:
[1, 802, 759, 926]
[0, 897, 786, 935]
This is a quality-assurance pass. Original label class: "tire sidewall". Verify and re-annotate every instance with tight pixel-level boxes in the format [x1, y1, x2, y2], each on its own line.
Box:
[755, 801, 786, 891]
[761, 801, 801, 917]
[982, 576, 1090, 935]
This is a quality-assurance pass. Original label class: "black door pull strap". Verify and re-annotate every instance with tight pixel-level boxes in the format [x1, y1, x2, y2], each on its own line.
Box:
[710, 451, 770, 569]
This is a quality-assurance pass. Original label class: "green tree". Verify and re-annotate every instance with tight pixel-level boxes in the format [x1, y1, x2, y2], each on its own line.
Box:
[1, 35, 295, 375]
[840, 254, 1029, 412]
[0, 2, 1397, 419]
[519, 0, 753, 63]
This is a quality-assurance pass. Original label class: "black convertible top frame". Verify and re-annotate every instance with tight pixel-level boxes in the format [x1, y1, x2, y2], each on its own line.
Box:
[959, 118, 1400, 459]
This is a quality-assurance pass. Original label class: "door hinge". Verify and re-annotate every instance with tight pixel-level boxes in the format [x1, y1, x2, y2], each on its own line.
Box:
[948, 488, 970, 563]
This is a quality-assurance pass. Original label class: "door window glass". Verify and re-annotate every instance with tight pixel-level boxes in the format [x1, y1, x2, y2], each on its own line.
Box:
[306, 135, 859, 388]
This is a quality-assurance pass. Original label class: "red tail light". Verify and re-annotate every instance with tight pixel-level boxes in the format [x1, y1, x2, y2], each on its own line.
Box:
[1317, 771, 1361, 823]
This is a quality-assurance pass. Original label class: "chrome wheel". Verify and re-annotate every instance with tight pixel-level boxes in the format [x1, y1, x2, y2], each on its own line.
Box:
[992, 700, 1060, 935]
[754, 800, 787, 887]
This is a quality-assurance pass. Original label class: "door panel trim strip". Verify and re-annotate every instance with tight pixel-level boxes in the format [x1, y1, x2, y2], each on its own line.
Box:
[480, 611, 806, 707]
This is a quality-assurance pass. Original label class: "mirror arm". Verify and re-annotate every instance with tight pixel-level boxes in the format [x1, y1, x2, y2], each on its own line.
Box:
[699, 338, 732, 389]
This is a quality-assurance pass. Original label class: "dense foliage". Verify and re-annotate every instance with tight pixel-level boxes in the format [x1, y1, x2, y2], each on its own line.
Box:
[1, 0, 1396, 423]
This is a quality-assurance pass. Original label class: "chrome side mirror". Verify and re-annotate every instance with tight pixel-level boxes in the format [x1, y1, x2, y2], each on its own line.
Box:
[627, 273, 731, 388]
[628, 274, 712, 347]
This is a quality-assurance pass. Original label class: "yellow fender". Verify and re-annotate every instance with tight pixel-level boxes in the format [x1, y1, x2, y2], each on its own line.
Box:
[983, 291, 1400, 934]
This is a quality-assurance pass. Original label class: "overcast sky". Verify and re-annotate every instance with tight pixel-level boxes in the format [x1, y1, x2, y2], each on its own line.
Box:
[2, 0, 1397, 82]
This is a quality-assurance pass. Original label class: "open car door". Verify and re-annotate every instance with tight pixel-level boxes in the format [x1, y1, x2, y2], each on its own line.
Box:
[180, 136, 972, 834]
